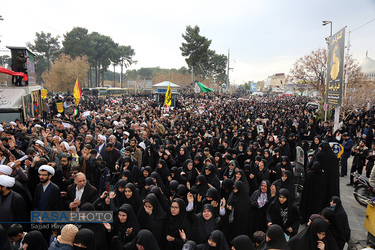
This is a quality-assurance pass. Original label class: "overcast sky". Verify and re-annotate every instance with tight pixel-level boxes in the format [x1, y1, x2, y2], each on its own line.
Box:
[0, 0, 374, 84]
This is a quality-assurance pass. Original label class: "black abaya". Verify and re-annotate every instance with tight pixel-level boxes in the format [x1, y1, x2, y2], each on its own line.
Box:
[299, 162, 327, 224]
[314, 142, 340, 205]
[227, 181, 252, 242]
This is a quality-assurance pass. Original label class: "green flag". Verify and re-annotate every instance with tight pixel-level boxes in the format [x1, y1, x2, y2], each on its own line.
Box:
[196, 82, 213, 92]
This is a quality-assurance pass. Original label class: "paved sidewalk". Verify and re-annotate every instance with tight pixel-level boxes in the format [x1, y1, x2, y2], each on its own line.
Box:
[339, 158, 370, 250]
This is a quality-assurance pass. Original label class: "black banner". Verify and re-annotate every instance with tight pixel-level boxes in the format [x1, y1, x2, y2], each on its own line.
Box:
[326, 27, 345, 106]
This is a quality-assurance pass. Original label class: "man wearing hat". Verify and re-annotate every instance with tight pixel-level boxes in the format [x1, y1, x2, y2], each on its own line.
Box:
[49, 224, 78, 249]
[0, 175, 27, 229]
[340, 132, 353, 177]
[33, 165, 64, 210]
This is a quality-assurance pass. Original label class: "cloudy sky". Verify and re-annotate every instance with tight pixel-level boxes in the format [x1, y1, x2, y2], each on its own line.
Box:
[0, 0, 374, 84]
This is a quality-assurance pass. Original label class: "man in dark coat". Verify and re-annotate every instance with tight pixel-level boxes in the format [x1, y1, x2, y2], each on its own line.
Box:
[0, 175, 27, 229]
[33, 165, 64, 211]
[340, 133, 353, 177]
[348, 139, 368, 185]
[103, 143, 121, 174]
[366, 142, 375, 178]
[65, 173, 98, 210]
[79, 144, 97, 186]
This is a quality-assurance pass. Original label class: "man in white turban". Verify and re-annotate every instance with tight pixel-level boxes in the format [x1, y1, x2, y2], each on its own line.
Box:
[96, 135, 106, 158]
[0, 175, 27, 229]
[0, 164, 12, 175]
[33, 165, 63, 211]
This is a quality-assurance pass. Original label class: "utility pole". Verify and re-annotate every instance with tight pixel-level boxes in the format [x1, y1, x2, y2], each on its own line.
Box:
[191, 66, 194, 84]
[344, 31, 351, 98]
[226, 50, 230, 91]
[322, 21, 332, 122]
[226, 49, 233, 94]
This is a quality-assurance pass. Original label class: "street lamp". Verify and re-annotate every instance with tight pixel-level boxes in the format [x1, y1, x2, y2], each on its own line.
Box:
[322, 20, 332, 37]
[322, 20, 332, 122]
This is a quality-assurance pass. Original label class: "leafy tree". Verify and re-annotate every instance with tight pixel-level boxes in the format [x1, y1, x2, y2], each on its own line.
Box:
[139, 68, 154, 80]
[202, 49, 227, 82]
[27, 31, 61, 72]
[89, 32, 119, 86]
[61, 27, 95, 59]
[180, 25, 211, 76]
[34, 57, 48, 85]
[289, 47, 371, 109]
[289, 48, 327, 97]
[152, 71, 191, 87]
[42, 54, 89, 92]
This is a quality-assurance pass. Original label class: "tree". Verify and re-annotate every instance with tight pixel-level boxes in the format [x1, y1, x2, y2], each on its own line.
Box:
[202, 49, 227, 82]
[289, 48, 372, 110]
[42, 54, 90, 92]
[27, 31, 61, 72]
[180, 25, 211, 76]
[89, 32, 119, 86]
[139, 68, 154, 80]
[118, 45, 135, 87]
[62, 27, 95, 59]
[152, 71, 191, 87]
[289, 48, 327, 97]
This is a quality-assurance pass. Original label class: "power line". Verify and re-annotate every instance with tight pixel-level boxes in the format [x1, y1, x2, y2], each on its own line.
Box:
[351, 18, 375, 32]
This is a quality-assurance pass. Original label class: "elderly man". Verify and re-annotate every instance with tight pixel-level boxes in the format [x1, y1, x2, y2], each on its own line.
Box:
[109, 135, 122, 151]
[65, 173, 98, 210]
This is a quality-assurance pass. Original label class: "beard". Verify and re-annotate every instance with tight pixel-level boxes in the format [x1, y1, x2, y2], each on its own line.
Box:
[40, 177, 49, 184]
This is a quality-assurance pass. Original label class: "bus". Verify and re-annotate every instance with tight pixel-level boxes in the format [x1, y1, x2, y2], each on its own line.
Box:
[82, 87, 131, 98]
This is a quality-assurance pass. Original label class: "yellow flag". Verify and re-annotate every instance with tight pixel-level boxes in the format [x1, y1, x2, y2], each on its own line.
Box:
[165, 83, 171, 106]
[73, 78, 82, 100]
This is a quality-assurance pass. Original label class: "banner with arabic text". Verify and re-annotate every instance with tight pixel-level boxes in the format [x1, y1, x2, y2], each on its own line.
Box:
[326, 27, 345, 106]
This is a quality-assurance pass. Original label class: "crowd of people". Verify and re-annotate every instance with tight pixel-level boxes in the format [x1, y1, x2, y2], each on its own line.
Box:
[0, 92, 373, 250]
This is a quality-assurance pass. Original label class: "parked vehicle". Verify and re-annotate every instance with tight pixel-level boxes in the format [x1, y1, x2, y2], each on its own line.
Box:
[352, 173, 375, 207]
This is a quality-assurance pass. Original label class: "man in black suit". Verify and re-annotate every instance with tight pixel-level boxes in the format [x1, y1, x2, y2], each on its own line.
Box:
[79, 144, 97, 187]
[65, 173, 98, 210]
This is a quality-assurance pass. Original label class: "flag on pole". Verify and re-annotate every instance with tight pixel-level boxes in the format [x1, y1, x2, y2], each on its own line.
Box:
[196, 82, 213, 92]
[165, 83, 172, 106]
[73, 78, 82, 106]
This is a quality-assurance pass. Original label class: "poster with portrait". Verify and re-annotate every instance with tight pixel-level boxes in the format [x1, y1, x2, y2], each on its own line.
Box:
[22, 94, 33, 121]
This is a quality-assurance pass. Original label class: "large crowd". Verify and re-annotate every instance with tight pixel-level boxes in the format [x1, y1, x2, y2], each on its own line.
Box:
[0, 92, 374, 250]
